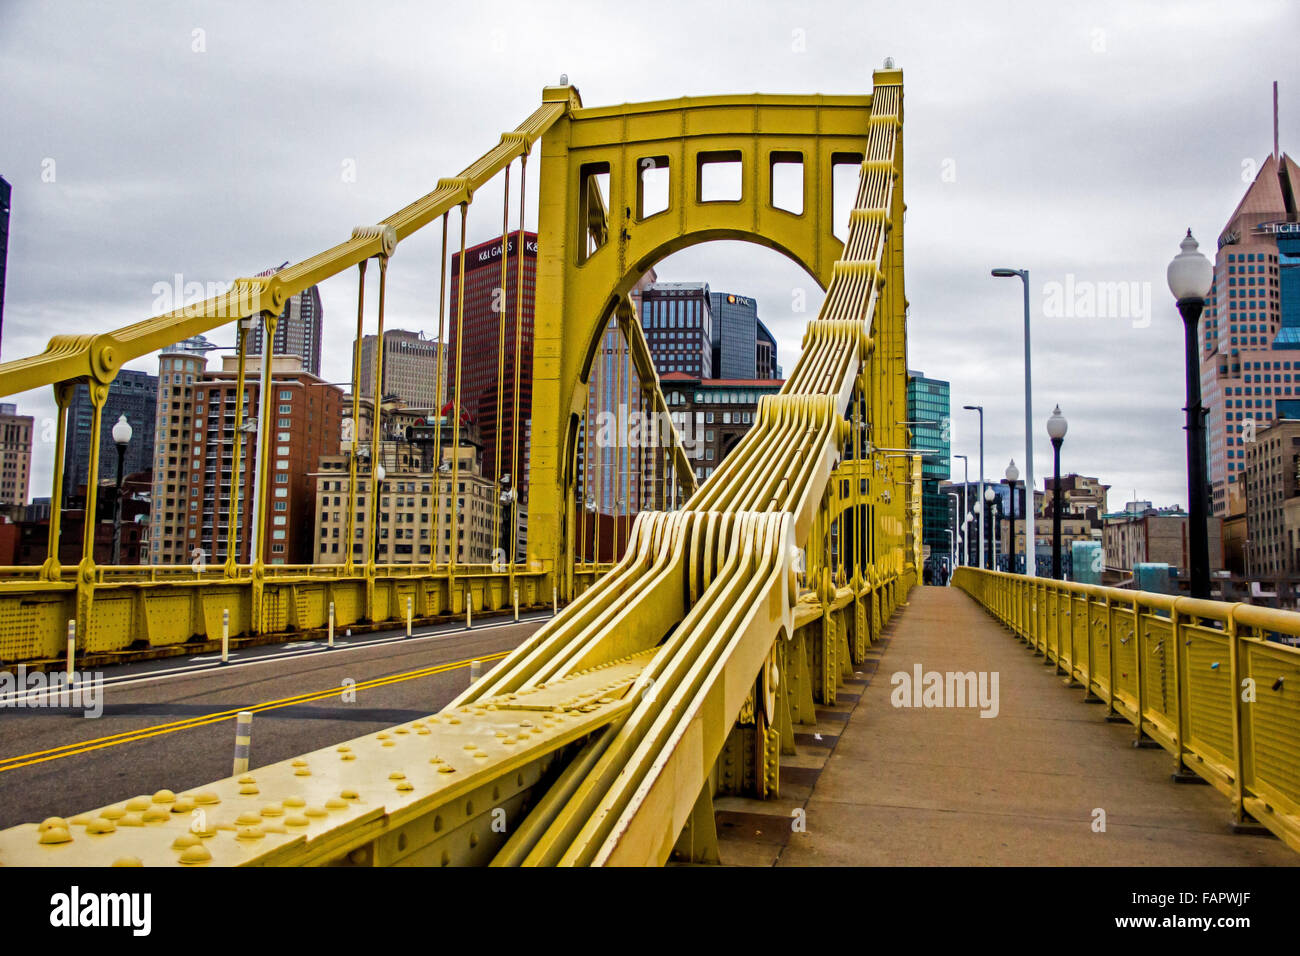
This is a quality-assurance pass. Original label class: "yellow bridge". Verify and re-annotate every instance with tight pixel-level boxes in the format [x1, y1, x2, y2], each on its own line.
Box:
[0, 67, 1296, 866]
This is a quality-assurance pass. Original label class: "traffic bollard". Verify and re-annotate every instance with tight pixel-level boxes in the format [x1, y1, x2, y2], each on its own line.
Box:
[328, 601, 335, 649]
[220, 608, 230, 664]
[406, 596, 413, 638]
[66, 620, 75, 684]
[232, 711, 253, 775]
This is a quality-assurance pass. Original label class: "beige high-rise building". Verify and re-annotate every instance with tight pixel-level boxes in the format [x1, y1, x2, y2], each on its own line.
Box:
[358, 329, 445, 410]
[312, 440, 496, 566]
[0, 402, 33, 512]
[150, 338, 210, 564]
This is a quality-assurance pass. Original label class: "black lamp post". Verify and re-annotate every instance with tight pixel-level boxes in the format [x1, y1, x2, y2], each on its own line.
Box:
[1047, 405, 1068, 580]
[111, 414, 132, 565]
[1004, 459, 1019, 573]
[1168, 229, 1214, 599]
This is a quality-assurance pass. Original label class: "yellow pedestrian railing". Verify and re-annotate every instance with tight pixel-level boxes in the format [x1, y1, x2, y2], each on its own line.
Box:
[953, 567, 1300, 854]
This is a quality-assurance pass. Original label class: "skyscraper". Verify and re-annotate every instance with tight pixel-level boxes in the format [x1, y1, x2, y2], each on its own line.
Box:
[246, 263, 325, 376]
[149, 338, 210, 564]
[0, 175, 10, 360]
[640, 282, 713, 377]
[447, 231, 537, 493]
[63, 369, 158, 505]
[0, 402, 32, 513]
[905, 371, 951, 568]
[756, 319, 780, 379]
[1199, 151, 1300, 514]
[708, 291, 758, 380]
[359, 329, 445, 408]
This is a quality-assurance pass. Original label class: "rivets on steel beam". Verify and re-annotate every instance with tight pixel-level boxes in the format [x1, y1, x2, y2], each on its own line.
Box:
[235, 811, 262, 826]
[396, 781, 414, 792]
[239, 783, 260, 795]
[171, 797, 195, 814]
[286, 815, 310, 828]
[172, 833, 202, 850]
[394, 728, 410, 735]
[112, 856, 142, 867]
[142, 808, 170, 823]
[119, 813, 145, 827]
[389, 772, 406, 780]
[152, 789, 176, 804]
[179, 844, 212, 864]
[85, 818, 117, 835]
[100, 806, 126, 820]
[261, 804, 284, 818]
[283, 796, 305, 808]
[193, 792, 221, 805]
[437, 765, 456, 774]
[237, 775, 256, 784]
[236, 825, 265, 841]
[340, 789, 360, 801]
[305, 806, 328, 818]
[125, 796, 151, 812]
[376, 733, 390, 741]
[325, 798, 347, 810]
[38, 826, 71, 845]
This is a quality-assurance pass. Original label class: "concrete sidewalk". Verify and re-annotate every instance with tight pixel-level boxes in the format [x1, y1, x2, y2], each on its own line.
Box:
[777, 585, 1298, 866]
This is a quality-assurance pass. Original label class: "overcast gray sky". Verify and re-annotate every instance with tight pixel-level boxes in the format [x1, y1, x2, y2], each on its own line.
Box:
[1, 0, 1296, 509]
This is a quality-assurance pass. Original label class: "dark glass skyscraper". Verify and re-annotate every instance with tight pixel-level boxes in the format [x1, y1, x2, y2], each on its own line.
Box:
[0, 175, 10, 360]
[63, 369, 158, 505]
[906, 370, 951, 569]
[708, 291, 758, 380]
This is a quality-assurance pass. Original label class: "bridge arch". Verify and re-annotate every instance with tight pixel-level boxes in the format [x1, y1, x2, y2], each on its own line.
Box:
[528, 90, 876, 591]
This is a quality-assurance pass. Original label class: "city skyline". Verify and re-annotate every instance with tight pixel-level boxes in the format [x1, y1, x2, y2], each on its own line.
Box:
[0, 1, 1297, 513]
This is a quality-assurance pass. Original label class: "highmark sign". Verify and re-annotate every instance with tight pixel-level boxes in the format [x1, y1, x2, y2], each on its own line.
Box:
[1255, 221, 1300, 236]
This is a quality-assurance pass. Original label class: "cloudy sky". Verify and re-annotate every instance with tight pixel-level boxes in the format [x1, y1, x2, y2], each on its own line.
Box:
[1, 0, 1296, 509]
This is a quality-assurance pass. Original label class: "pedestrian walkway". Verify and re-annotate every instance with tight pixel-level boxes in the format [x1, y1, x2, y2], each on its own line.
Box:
[771, 585, 1298, 866]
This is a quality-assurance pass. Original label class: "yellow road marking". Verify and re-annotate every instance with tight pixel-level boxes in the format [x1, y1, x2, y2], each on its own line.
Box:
[0, 651, 509, 773]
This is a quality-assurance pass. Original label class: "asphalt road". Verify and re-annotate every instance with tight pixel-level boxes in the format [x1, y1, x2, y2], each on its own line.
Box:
[0, 612, 550, 830]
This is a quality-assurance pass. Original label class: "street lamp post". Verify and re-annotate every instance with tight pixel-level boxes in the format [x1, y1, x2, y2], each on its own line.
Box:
[954, 453, 969, 565]
[1047, 405, 1068, 579]
[1167, 229, 1215, 599]
[1004, 459, 1020, 574]
[984, 485, 997, 570]
[963, 405, 985, 569]
[993, 267, 1034, 578]
[371, 463, 386, 565]
[947, 491, 961, 567]
[111, 414, 132, 565]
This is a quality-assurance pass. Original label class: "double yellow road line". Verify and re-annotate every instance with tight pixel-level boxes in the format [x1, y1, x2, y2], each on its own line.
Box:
[0, 650, 508, 774]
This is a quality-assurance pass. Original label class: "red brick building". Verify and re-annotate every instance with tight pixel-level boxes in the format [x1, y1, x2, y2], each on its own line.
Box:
[189, 356, 343, 565]
[447, 232, 537, 495]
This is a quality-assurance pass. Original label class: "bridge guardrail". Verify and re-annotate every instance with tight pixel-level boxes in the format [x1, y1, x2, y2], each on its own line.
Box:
[953, 567, 1300, 854]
